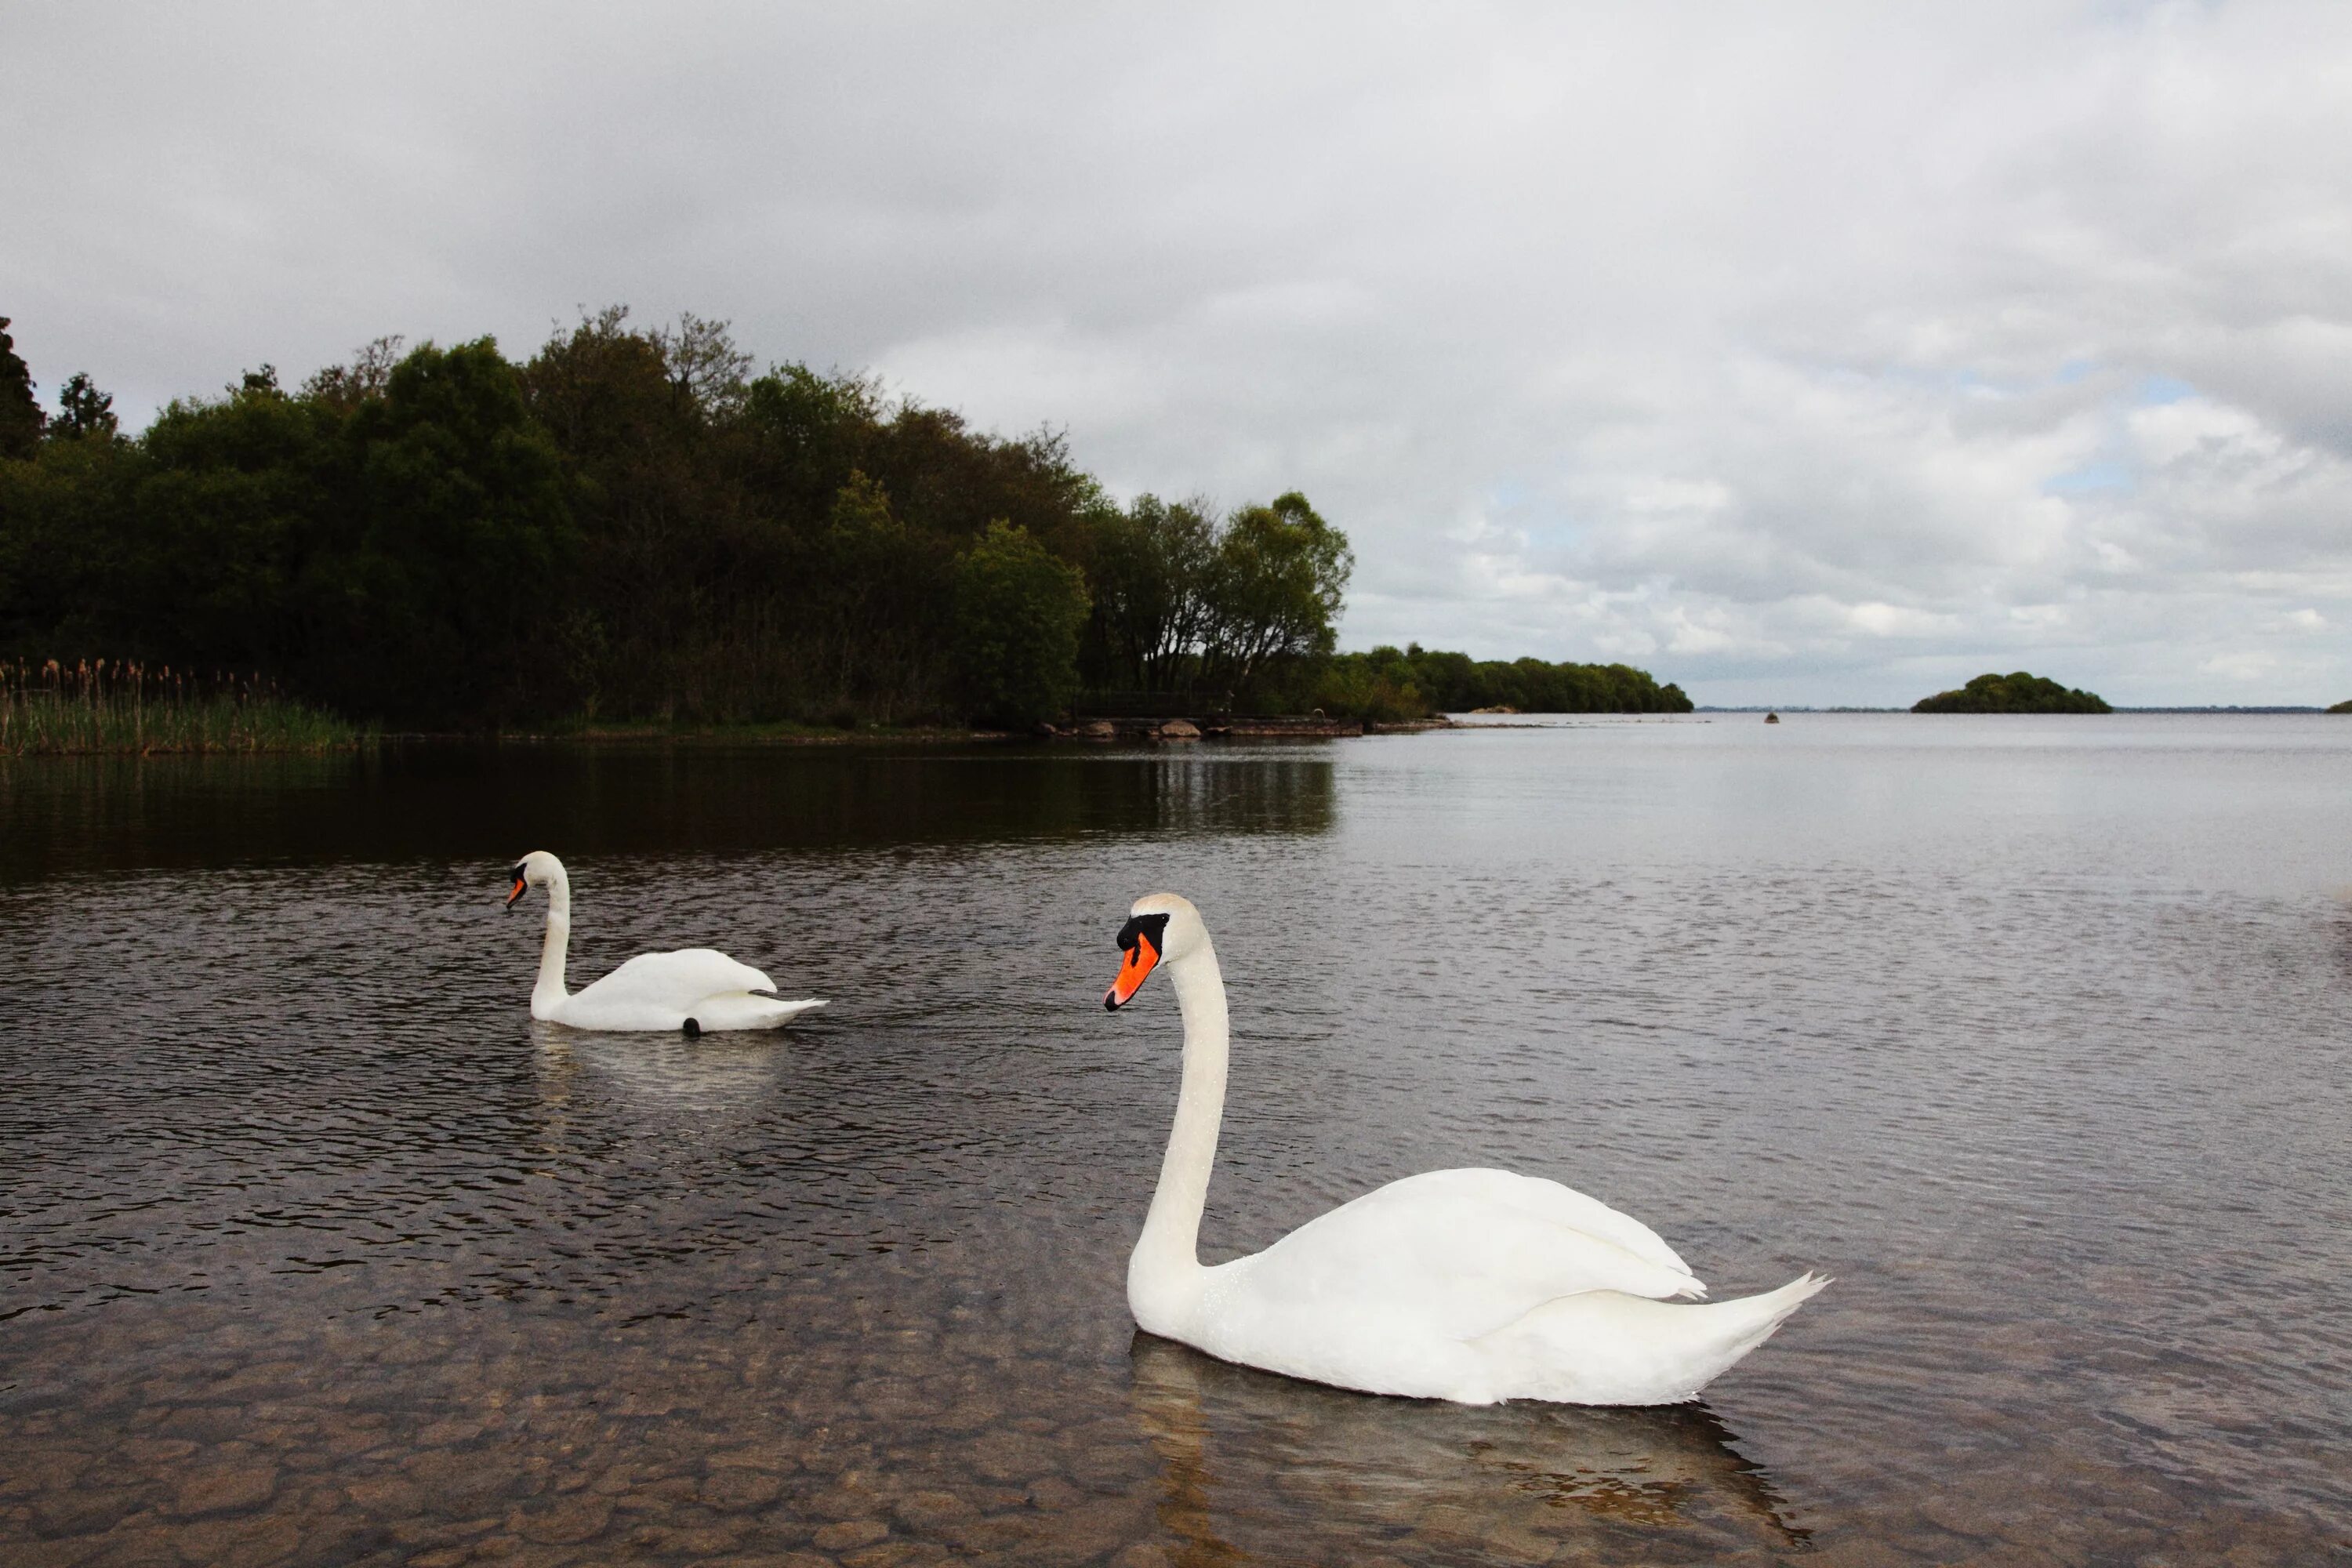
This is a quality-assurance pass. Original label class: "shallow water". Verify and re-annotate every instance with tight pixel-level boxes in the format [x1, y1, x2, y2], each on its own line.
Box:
[3, 717, 2349, 1566]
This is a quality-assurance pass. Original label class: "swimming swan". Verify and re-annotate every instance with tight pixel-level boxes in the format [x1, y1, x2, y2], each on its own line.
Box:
[1102, 892, 1824, 1405]
[505, 851, 824, 1034]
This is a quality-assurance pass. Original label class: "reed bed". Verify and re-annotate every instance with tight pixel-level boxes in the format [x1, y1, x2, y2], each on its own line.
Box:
[0, 659, 361, 755]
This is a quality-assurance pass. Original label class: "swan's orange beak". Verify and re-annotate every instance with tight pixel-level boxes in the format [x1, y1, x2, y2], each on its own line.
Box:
[504, 876, 528, 909]
[1104, 931, 1160, 1011]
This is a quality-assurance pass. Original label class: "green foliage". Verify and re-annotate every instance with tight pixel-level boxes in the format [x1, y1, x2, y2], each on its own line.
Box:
[0, 318, 43, 458]
[0, 307, 1695, 733]
[298, 336, 404, 414]
[325, 337, 575, 722]
[131, 373, 343, 673]
[1305, 657, 1428, 722]
[1076, 490, 1352, 707]
[1308, 643, 1693, 717]
[1082, 494, 1219, 694]
[953, 521, 1090, 724]
[1911, 671, 2111, 713]
[51, 373, 118, 441]
[1206, 492, 1353, 694]
[0, 429, 149, 656]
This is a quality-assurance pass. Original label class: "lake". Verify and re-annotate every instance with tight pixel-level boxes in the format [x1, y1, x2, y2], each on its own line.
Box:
[3, 715, 2349, 1566]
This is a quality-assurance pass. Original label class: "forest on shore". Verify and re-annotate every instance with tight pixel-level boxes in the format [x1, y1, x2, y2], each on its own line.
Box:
[0, 311, 1690, 731]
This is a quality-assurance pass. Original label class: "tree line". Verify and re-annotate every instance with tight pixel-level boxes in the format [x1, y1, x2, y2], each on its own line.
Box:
[0, 310, 1688, 728]
[1317, 642, 1690, 720]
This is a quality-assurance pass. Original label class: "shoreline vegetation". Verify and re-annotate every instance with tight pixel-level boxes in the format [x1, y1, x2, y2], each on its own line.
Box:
[0, 659, 361, 755]
[0, 310, 1690, 753]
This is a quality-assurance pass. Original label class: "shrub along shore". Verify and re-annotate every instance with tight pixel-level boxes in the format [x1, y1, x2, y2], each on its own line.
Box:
[1, 309, 1690, 745]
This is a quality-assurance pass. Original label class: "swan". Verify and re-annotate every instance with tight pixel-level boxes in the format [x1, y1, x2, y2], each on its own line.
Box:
[504, 851, 824, 1033]
[1102, 892, 1824, 1406]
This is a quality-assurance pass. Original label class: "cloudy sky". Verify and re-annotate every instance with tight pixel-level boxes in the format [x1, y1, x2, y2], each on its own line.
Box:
[7, 2, 2349, 704]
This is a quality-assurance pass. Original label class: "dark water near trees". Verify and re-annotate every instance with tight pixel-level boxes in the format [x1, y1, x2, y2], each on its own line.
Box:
[3, 717, 2348, 1566]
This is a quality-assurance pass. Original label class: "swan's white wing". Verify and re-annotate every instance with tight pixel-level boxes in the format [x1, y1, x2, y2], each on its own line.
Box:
[593, 949, 775, 1002]
[1383, 1168, 1698, 1283]
[555, 949, 777, 1029]
[1225, 1167, 1704, 1344]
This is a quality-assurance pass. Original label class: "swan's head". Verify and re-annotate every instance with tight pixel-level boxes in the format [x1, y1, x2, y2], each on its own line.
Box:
[504, 850, 562, 909]
[1104, 892, 1206, 1010]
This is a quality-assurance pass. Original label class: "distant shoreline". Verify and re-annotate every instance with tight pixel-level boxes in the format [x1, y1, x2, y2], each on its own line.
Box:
[1697, 706, 2328, 715]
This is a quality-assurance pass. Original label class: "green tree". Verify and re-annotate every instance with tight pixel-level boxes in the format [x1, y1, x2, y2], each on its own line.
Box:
[1082, 494, 1219, 694]
[953, 520, 1089, 725]
[0, 426, 148, 656]
[131, 371, 345, 671]
[0, 318, 44, 458]
[299, 336, 406, 414]
[1200, 491, 1352, 699]
[314, 338, 574, 722]
[50, 373, 119, 441]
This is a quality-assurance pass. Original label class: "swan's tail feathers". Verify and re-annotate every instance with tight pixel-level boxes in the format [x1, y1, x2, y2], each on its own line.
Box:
[1470, 1272, 1827, 1406]
[685, 994, 827, 1032]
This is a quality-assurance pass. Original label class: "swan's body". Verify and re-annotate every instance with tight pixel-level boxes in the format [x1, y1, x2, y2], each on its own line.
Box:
[506, 851, 824, 1033]
[1104, 893, 1823, 1406]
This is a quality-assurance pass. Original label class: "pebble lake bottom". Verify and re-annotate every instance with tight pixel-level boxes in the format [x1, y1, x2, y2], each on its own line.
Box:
[2, 714, 2348, 1566]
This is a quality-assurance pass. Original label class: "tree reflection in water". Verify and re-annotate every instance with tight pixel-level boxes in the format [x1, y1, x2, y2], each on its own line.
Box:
[1128, 1331, 1807, 1565]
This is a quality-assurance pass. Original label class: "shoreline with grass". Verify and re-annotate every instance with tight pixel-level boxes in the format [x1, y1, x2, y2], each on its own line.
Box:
[1, 660, 363, 757]
[0, 656, 1653, 756]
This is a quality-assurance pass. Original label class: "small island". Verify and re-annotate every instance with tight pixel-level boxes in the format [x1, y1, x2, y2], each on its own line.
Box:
[1913, 672, 2111, 714]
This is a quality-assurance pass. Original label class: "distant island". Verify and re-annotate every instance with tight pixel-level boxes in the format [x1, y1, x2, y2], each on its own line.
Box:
[2330, 700, 2352, 714]
[1913, 672, 2111, 714]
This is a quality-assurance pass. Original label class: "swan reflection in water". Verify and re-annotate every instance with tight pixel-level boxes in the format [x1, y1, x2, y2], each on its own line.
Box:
[530, 1023, 794, 1115]
[1127, 1333, 1808, 1563]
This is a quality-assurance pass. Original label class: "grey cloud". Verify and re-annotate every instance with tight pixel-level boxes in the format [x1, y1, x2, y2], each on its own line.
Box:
[5, 1, 2349, 705]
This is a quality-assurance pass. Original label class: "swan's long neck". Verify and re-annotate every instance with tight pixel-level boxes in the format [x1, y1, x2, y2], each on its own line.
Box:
[1130, 936, 1229, 1328]
[532, 865, 572, 1015]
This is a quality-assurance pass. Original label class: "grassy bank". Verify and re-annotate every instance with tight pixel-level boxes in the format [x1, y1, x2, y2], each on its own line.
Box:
[0, 660, 362, 755]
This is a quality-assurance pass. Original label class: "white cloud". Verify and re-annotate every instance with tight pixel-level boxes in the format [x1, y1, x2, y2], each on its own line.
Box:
[4, 1, 2350, 703]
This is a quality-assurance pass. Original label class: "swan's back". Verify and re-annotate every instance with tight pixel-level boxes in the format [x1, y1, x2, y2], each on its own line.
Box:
[556, 948, 779, 1029]
[1185, 1168, 1708, 1383]
[1191, 1173, 1817, 1403]
[590, 948, 774, 1003]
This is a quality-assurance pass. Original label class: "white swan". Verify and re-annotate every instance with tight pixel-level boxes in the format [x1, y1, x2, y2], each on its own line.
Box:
[1102, 892, 1824, 1406]
[505, 851, 824, 1034]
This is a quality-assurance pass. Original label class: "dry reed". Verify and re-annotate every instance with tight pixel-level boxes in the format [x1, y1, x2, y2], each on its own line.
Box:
[0, 659, 361, 755]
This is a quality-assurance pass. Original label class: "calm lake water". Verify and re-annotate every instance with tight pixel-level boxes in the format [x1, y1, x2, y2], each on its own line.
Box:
[3, 715, 2349, 1566]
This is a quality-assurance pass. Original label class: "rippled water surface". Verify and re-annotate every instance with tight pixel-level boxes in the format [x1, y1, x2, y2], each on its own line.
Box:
[4, 717, 2350, 1566]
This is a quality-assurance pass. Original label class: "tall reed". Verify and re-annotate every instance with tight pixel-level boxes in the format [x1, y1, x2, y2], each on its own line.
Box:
[0, 659, 361, 755]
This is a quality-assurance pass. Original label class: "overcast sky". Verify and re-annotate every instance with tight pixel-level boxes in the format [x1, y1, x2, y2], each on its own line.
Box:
[7, 2, 2349, 705]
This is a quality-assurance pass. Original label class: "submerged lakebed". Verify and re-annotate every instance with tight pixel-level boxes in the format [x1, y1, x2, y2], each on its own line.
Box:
[2, 717, 2349, 1565]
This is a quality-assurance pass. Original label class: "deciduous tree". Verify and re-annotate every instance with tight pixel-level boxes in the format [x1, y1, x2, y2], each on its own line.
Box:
[0, 318, 45, 458]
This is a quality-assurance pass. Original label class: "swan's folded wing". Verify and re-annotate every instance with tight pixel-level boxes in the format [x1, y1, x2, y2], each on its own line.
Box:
[582, 949, 777, 1012]
[688, 994, 826, 1031]
[1235, 1172, 1704, 1342]
[1391, 1168, 1698, 1283]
